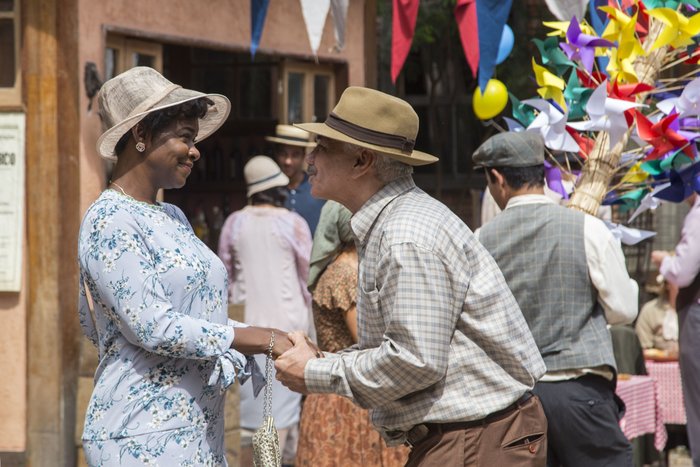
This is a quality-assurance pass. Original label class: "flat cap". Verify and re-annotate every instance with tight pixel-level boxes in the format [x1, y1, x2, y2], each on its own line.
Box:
[472, 131, 545, 168]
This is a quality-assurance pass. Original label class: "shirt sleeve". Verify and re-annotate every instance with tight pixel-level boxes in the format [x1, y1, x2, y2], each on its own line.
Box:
[80, 209, 235, 360]
[291, 213, 313, 309]
[635, 300, 656, 349]
[584, 215, 639, 325]
[218, 212, 238, 299]
[305, 243, 458, 408]
[660, 204, 700, 288]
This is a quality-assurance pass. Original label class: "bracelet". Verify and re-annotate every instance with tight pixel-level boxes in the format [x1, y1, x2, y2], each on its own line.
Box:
[267, 330, 275, 357]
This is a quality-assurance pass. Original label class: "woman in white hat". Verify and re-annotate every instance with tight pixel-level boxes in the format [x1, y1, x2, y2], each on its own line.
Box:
[218, 155, 314, 465]
[78, 67, 292, 466]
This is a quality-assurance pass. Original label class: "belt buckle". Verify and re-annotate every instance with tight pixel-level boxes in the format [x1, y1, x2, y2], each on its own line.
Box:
[404, 424, 430, 448]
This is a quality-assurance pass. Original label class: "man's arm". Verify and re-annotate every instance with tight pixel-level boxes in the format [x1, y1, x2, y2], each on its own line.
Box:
[276, 243, 459, 407]
[585, 215, 639, 324]
[656, 206, 700, 288]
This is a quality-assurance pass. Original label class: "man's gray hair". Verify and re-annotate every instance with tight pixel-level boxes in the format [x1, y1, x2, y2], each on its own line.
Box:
[341, 142, 413, 183]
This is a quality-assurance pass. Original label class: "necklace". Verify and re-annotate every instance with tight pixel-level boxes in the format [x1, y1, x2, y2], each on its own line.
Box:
[110, 181, 128, 197]
[109, 181, 161, 209]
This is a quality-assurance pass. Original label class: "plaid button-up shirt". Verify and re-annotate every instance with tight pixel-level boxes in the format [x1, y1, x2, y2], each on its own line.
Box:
[305, 176, 545, 444]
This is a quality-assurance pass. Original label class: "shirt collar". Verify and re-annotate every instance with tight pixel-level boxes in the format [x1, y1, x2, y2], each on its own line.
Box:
[505, 193, 556, 210]
[351, 175, 416, 245]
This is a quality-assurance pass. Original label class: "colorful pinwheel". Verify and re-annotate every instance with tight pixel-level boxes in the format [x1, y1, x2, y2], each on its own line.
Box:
[656, 76, 700, 118]
[559, 16, 614, 72]
[568, 81, 645, 149]
[635, 111, 695, 160]
[646, 8, 700, 50]
[533, 37, 576, 76]
[524, 98, 580, 152]
[653, 160, 700, 202]
[532, 58, 567, 111]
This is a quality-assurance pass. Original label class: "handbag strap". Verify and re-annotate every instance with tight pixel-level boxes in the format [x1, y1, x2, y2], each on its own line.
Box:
[262, 331, 275, 419]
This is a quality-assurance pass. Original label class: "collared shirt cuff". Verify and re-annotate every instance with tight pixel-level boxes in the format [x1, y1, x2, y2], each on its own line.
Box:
[304, 355, 339, 394]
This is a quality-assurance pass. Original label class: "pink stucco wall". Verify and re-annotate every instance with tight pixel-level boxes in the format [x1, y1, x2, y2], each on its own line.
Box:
[78, 0, 368, 213]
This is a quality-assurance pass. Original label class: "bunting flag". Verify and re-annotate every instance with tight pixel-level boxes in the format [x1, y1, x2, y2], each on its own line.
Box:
[250, 0, 270, 58]
[330, 0, 350, 51]
[301, 0, 331, 56]
[391, 0, 420, 83]
[543, 0, 589, 21]
[454, 0, 479, 78]
[476, 0, 513, 91]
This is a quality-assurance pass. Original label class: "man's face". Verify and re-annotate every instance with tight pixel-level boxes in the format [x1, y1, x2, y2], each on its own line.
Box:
[305, 136, 356, 201]
[274, 144, 306, 180]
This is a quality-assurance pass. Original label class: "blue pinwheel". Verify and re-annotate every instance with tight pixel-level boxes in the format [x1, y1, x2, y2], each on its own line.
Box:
[653, 160, 700, 202]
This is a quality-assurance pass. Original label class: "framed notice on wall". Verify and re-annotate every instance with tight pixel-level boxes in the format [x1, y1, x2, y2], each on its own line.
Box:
[0, 113, 24, 292]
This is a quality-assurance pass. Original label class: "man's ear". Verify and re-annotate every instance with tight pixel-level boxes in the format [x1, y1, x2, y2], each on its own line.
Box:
[351, 148, 376, 179]
[489, 168, 506, 188]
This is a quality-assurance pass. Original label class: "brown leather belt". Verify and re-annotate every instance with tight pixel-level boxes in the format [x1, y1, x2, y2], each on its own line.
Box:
[404, 392, 534, 448]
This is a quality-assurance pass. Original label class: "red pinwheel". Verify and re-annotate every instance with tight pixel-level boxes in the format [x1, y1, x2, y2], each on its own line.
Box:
[607, 80, 654, 102]
[635, 110, 694, 160]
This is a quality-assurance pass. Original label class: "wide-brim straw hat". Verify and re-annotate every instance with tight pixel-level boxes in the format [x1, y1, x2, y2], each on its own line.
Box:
[244, 155, 290, 197]
[295, 87, 438, 166]
[265, 124, 316, 148]
[96, 66, 231, 161]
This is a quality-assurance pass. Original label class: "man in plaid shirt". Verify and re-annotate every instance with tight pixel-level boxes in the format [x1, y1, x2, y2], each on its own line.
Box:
[275, 87, 547, 466]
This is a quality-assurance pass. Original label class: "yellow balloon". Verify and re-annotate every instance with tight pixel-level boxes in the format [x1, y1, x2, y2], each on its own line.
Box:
[473, 79, 508, 120]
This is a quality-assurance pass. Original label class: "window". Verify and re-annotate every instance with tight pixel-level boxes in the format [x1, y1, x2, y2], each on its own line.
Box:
[0, 0, 20, 107]
[281, 63, 334, 124]
[105, 35, 163, 79]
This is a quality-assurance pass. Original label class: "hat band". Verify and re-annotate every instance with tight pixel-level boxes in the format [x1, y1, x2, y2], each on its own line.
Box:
[325, 112, 415, 153]
[274, 135, 310, 143]
[129, 83, 182, 117]
[248, 170, 284, 187]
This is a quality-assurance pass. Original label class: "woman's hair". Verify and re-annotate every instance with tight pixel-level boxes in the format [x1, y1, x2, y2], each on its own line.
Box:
[113, 97, 212, 156]
[249, 186, 288, 207]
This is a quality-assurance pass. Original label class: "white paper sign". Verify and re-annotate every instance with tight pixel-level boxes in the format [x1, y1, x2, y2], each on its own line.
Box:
[0, 113, 25, 291]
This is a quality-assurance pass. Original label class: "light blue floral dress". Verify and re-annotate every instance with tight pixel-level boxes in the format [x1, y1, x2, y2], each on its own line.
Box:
[78, 189, 259, 467]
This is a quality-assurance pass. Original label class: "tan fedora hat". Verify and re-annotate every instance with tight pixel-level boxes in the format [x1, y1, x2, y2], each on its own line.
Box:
[265, 124, 316, 148]
[295, 87, 438, 166]
[96, 67, 231, 161]
[244, 155, 290, 197]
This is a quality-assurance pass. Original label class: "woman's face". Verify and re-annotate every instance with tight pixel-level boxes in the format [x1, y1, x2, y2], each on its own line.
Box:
[145, 117, 200, 190]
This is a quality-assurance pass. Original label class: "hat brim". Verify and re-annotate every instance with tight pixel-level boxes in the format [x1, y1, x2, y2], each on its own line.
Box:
[97, 91, 231, 161]
[247, 171, 289, 197]
[265, 136, 316, 148]
[294, 123, 438, 166]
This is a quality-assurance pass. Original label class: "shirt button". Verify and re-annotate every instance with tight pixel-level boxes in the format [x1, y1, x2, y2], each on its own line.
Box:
[291, 199, 296, 204]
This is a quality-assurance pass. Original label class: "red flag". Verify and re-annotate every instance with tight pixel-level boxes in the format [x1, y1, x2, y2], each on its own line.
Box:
[454, 0, 479, 78]
[391, 0, 420, 84]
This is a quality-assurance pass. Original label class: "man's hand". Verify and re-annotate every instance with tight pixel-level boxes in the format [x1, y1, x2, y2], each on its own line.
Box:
[651, 250, 670, 267]
[274, 331, 318, 394]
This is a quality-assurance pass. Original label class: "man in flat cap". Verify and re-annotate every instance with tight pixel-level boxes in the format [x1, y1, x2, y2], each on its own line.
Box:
[473, 131, 639, 467]
[267, 124, 325, 234]
[274, 87, 548, 466]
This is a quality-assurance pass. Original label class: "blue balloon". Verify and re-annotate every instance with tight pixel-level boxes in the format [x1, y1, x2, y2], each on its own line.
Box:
[496, 25, 514, 65]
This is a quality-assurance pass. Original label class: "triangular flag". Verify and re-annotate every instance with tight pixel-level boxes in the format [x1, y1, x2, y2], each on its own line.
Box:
[300, 0, 331, 56]
[330, 0, 350, 52]
[251, 0, 270, 58]
[391, 0, 420, 84]
[543, 0, 588, 21]
[476, 0, 513, 92]
[454, 0, 479, 78]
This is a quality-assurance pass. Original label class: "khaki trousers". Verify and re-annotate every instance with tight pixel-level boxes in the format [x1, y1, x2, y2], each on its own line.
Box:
[405, 395, 547, 467]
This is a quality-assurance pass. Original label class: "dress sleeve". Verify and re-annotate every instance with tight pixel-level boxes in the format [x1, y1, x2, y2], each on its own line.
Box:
[78, 269, 99, 347]
[80, 207, 235, 360]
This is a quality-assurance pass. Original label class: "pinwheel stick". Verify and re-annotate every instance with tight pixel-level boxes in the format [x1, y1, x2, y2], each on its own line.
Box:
[569, 19, 668, 215]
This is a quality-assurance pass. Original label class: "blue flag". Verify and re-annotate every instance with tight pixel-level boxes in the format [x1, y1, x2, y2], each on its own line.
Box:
[251, 0, 270, 58]
[476, 0, 513, 92]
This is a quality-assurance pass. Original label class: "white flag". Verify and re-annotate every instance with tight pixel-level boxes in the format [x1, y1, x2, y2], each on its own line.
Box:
[330, 0, 349, 51]
[300, 0, 331, 56]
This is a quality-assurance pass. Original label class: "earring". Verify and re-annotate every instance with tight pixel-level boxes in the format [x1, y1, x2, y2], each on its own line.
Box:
[135, 141, 146, 153]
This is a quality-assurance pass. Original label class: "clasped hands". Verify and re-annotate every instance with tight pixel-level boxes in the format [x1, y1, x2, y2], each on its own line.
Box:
[273, 330, 321, 395]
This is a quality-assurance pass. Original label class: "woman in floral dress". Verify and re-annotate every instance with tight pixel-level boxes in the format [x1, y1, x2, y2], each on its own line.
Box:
[78, 67, 291, 466]
[295, 201, 409, 466]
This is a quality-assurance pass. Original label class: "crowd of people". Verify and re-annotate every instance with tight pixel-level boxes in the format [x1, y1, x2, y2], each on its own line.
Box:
[77, 66, 699, 467]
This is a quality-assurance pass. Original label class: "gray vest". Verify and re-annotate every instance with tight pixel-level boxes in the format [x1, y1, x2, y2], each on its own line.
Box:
[479, 202, 616, 372]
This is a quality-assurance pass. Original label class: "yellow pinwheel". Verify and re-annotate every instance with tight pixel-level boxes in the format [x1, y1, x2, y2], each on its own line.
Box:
[647, 8, 700, 50]
[532, 58, 567, 111]
[544, 19, 597, 38]
[621, 162, 649, 184]
[600, 7, 645, 60]
[607, 48, 640, 83]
